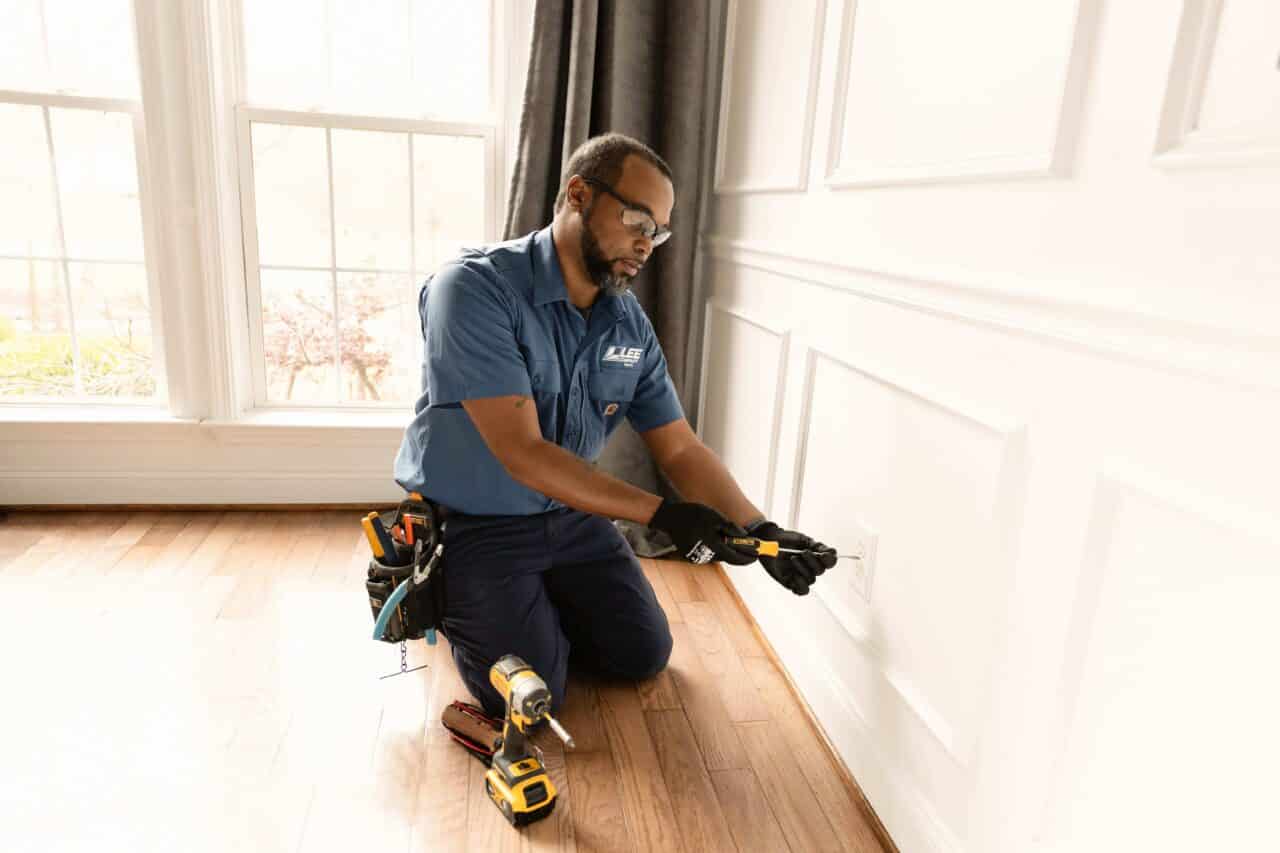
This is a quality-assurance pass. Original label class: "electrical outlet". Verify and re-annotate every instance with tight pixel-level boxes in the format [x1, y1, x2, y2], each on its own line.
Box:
[846, 526, 878, 603]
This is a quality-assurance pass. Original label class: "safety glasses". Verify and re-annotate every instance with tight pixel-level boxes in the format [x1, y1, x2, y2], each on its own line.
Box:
[584, 178, 672, 247]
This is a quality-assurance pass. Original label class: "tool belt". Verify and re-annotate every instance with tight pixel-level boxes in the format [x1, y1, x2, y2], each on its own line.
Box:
[364, 495, 449, 644]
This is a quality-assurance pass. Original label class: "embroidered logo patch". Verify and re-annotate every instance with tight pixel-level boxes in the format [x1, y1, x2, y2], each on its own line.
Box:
[602, 345, 643, 367]
[603, 403, 619, 416]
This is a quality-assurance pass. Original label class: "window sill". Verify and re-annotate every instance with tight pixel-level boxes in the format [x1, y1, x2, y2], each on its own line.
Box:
[1, 405, 411, 444]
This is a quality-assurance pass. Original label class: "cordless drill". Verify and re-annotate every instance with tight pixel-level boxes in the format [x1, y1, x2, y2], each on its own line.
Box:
[483, 655, 575, 827]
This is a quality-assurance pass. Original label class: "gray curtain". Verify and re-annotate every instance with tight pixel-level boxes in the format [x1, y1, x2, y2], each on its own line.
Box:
[504, 0, 728, 556]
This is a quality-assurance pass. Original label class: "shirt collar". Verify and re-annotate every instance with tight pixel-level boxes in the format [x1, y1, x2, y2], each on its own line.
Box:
[531, 225, 630, 320]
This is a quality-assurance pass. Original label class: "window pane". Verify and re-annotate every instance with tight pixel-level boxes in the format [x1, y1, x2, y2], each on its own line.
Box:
[52, 107, 145, 262]
[44, 0, 140, 97]
[0, 103, 61, 258]
[0, 0, 49, 94]
[331, 0, 413, 117]
[68, 261, 156, 398]
[251, 123, 331, 268]
[261, 269, 337, 403]
[413, 134, 484, 273]
[332, 129, 410, 271]
[0, 258, 74, 398]
[242, 0, 489, 118]
[410, 0, 490, 118]
[0, 0, 140, 98]
[242, 0, 328, 110]
[337, 272, 416, 403]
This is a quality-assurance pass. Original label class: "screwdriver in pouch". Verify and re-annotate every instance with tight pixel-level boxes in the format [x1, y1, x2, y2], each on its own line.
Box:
[727, 536, 861, 560]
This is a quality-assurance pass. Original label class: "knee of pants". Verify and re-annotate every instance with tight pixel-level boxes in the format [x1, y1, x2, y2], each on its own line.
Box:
[604, 624, 674, 681]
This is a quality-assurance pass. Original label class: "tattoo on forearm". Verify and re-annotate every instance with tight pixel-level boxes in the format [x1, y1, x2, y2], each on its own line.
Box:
[515, 396, 530, 408]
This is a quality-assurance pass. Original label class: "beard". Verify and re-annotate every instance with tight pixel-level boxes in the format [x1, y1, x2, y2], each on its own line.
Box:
[580, 211, 635, 297]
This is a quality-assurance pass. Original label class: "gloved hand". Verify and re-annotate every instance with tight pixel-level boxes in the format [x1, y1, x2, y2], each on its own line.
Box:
[647, 500, 757, 566]
[747, 520, 837, 595]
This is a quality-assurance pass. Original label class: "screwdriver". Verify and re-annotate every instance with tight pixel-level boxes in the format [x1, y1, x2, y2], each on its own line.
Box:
[727, 536, 861, 560]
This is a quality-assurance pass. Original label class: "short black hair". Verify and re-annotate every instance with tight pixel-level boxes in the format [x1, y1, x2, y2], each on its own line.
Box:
[554, 132, 673, 213]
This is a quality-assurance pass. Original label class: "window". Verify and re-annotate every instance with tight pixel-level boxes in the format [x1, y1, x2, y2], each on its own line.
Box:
[237, 0, 499, 407]
[0, 0, 163, 402]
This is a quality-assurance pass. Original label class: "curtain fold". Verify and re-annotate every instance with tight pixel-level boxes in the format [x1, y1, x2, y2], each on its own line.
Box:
[504, 0, 729, 556]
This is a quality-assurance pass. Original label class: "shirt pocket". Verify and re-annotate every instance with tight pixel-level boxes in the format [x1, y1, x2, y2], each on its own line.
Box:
[588, 367, 638, 424]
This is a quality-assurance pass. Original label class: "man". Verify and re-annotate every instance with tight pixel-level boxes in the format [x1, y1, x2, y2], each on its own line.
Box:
[394, 132, 836, 718]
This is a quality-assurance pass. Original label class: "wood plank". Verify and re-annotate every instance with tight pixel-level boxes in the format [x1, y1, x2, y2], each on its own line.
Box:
[665, 622, 750, 771]
[596, 683, 685, 853]
[678, 600, 771, 723]
[523, 724, 577, 853]
[708, 767, 793, 853]
[558, 678, 609, 753]
[565, 749, 631, 853]
[734, 721, 843, 853]
[639, 558, 682, 624]
[645, 709, 737, 853]
[636, 667, 681, 711]
[653, 558, 707, 603]
[742, 656, 887, 852]
[408, 728, 471, 853]
[695, 563, 767, 657]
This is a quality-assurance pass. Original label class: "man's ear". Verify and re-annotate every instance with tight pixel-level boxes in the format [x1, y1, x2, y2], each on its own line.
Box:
[566, 176, 590, 212]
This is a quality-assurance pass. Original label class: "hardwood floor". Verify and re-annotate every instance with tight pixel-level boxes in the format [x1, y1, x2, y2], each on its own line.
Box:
[0, 510, 891, 853]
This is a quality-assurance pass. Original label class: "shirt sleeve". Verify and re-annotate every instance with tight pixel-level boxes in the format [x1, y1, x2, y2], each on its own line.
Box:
[626, 312, 685, 433]
[422, 261, 532, 404]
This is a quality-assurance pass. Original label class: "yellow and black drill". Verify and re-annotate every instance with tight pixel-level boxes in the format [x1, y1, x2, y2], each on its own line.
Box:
[483, 655, 575, 827]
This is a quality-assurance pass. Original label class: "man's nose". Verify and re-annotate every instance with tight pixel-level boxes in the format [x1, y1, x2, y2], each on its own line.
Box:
[633, 234, 653, 258]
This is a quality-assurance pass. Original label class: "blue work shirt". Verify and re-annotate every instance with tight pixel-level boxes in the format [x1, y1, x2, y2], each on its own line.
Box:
[393, 225, 685, 515]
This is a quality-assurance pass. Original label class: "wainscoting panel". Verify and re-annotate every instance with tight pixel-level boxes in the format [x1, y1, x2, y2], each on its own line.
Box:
[1038, 460, 1280, 850]
[1153, 0, 1280, 168]
[825, 0, 1095, 187]
[714, 0, 826, 193]
[695, 301, 790, 512]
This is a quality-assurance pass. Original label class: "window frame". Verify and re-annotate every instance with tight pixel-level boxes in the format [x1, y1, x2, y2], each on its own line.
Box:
[234, 106, 497, 410]
[229, 0, 510, 412]
[0, 84, 170, 407]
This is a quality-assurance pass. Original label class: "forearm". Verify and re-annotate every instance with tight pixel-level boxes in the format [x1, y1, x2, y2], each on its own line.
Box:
[507, 439, 663, 524]
[659, 441, 763, 529]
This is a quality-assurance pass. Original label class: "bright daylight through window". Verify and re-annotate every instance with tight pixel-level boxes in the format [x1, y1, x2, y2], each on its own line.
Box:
[241, 1, 494, 407]
[1, 0, 156, 402]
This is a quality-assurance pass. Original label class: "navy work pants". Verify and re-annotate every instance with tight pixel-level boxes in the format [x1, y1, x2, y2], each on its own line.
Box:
[437, 506, 673, 718]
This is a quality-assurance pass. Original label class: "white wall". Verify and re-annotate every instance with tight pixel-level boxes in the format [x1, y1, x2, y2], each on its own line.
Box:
[700, 1, 1280, 851]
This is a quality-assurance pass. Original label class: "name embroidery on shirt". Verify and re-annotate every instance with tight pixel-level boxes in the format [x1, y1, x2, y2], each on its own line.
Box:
[602, 345, 643, 367]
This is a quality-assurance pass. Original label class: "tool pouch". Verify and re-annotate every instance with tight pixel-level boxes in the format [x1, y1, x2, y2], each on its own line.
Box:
[364, 505, 447, 644]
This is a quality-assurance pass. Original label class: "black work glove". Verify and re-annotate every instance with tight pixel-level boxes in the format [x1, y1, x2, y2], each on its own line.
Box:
[647, 500, 757, 566]
[747, 520, 837, 595]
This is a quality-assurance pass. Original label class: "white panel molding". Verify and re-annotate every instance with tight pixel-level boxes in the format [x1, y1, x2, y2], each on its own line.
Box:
[694, 300, 791, 514]
[1037, 457, 1280, 844]
[713, 0, 827, 195]
[788, 340, 1029, 767]
[824, 0, 1097, 188]
[1153, 0, 1280, 169]
[703, 234, 1280, 394]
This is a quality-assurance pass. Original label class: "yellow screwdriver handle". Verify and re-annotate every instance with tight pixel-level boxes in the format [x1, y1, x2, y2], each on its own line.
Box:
[727, 536, 780, 557]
